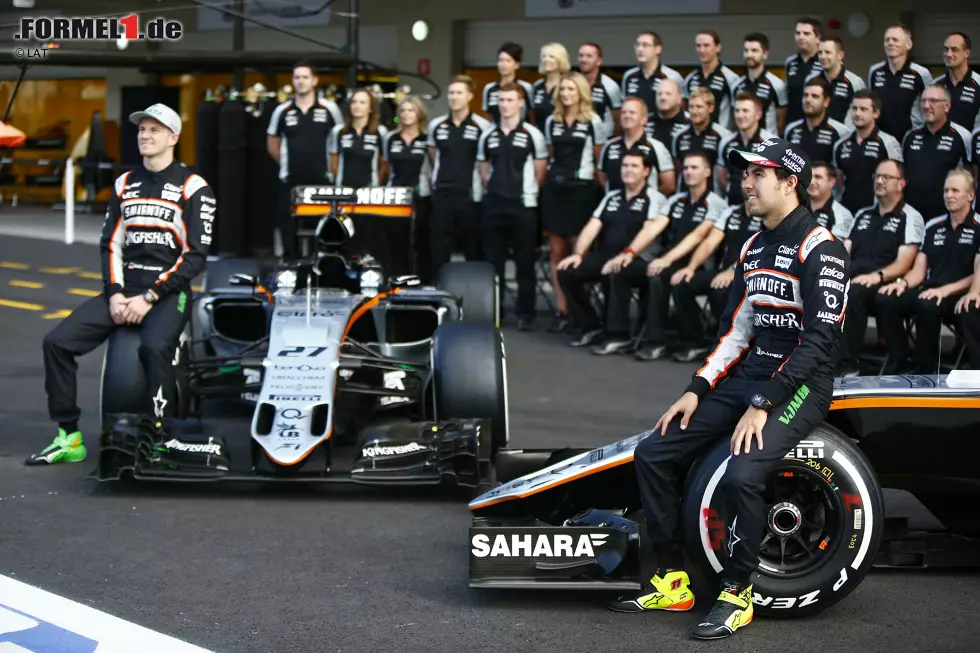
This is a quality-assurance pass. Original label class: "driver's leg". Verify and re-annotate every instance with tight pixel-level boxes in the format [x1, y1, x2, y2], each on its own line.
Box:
[32, 295, 117, 465]
[608, 377, 746, 613]
[692, 378, 833, 639]
[138, 290, 191, 419]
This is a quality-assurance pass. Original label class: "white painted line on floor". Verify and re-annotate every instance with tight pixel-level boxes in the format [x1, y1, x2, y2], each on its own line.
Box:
[0, 574, 213, 652]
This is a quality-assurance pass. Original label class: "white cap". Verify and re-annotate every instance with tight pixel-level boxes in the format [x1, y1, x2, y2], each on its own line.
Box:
[129, 103, 182, 135]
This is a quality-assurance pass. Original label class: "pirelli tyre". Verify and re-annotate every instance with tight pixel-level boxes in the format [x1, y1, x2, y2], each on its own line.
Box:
[681, 423, 884, 618]
[436, 261, 499, 327]
[431, 322, 509, 454]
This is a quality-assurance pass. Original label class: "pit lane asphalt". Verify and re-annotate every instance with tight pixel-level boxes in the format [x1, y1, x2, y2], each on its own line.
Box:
[1, 235, 978, 653]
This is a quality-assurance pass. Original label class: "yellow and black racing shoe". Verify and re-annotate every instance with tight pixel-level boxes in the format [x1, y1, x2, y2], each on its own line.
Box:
[607, 570, 695, 613]
[691, 582, 754, 640]
[24, 429, 87, 466]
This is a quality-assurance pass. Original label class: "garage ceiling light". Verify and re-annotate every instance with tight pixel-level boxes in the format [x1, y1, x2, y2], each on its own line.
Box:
[412, 20, 428, 42]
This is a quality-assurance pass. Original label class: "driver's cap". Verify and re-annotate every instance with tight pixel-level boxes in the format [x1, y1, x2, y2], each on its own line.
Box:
[727, 137, 812, 189]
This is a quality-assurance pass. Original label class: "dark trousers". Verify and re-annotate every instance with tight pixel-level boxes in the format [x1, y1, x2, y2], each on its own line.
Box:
[958, 303, 980, 369]
[43, 292, 189, 424]
[634, 372, 833, 585]
[556, 251, 610, 331]
[840, 281, 881, 369]
[277, 180, 299, 260]
[414, 196, 433, 283]
[874, 287, 959, 374]
[607, 262, 676, 344]
[481, 197, 538, 317]
[669, 268, 717, 347]
[430, 191, 482, 274]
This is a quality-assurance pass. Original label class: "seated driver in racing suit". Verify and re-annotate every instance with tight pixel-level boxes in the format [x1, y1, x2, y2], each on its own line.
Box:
[607, 137, 851, 640]
[27, 103, 215, 465]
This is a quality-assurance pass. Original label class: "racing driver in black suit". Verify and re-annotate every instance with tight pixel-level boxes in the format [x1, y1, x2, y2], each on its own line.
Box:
[607, 137, 851, 640]
[27, 103, 214, 466]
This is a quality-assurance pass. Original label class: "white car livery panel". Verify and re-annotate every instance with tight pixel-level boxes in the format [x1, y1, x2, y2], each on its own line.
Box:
[250, 289, 369, 465]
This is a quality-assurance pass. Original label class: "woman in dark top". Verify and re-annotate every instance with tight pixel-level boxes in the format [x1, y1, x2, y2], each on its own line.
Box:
[328, 87, 388, 188]
[531, 42, 571, 132]
[382, 96, 433, 281]
[541, 71, 607, 332]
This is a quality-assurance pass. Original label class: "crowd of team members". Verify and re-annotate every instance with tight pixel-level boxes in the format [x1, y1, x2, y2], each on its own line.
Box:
[266, 19, 980, 376]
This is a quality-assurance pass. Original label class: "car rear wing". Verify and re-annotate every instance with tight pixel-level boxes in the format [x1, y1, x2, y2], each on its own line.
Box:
[291, 185, 415, 218]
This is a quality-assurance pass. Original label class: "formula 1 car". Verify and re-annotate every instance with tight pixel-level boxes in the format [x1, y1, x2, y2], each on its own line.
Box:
[467, 370, 980, 618]
[93, 186, 506, 490]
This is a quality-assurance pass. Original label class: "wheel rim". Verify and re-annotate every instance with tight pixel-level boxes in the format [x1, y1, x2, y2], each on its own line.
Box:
[756, 465, 845, 579]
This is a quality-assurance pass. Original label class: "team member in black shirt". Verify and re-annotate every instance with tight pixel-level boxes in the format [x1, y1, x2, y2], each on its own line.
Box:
[868, 24, 933, 139]
[383, 96, 433, 280]
[954, 171, 980, 370]
[935, 33, 980, 133]
[785, 18, 823, 127]
[328, 88, 388, 188]
[784, 77, 850, 166]
[672, 88, 731, 191]
[621, 31, 684, 127]
[901, 84, 973, 221]
[482, 42, 534, 124]
[596, 152, 726, 359]
[668, 200, 763, 361]
[477, 83, 549, 330]
[838, 159, 924, 375]
[973, 128, 980, 205]
[598, 97, 675, 195]
[874, 170, 979, 374]
[267, 61, 344, 258]
[684, 30, 740, 130]
[530, 42, 571, 132]
[717, 93, 775, 205]
[833, 89, 903, 213]
[427, 75, 494, 273]
[648, 79, 690, 150]
[812, 35, 866, 129]
[577, 42, 623, 142]
[732, 32, 787, 135]
[808, 162, 855, 239]
[542, 72, 607, 331]
[556, 149, 667, 346]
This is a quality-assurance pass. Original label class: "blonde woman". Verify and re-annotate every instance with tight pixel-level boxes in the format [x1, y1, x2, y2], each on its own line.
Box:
[328, 87, 388, 187]
[541, 71, 607, 332]
[382, 96, 434, 280]
[531, 42, 571, 132]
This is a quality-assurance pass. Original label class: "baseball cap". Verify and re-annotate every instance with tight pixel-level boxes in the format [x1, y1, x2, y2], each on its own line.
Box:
[727, 137, 811, 189]
[129, 103, 182, 136]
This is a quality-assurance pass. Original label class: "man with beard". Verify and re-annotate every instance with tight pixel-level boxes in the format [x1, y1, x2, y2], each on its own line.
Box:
[732, 32, 787, 135]
[837, 159, 924, 376]
[784, 18, 823, 128]
[684, 30, 740, 130]
[577, 42, 623, 141]
[718, 93, 776, 205]
[648, 78, 690, 149]
[901, 84, 972, 222]
[833, 89, 903, 213]
[784, 77, 850, 166]
[812, 35, 866, 129]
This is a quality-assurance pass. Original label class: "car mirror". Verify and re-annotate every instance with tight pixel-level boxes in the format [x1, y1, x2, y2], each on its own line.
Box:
[389, 275, 421, 290]
[228, 273, 258, 287]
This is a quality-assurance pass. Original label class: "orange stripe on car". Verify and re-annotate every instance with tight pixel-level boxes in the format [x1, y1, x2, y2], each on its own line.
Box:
[341, 289, 400, 342]
[471, 455, 636, 511]
[830, 397, 980, 410]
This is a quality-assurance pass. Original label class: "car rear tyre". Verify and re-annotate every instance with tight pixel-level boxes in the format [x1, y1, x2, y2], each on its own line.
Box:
[680, 423, 884, 618]
[436, 261, 499, 326]
[431, 322, 509, 454]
